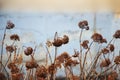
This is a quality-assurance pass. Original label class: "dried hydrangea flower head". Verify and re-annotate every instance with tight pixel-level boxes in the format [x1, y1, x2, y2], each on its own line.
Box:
[113, 30, 120, 39]
[6, 20, 15, 29]
[81, 40, 89, 49]
[100, 58, 111, 67]
[114, 56, 120, 64]
[0, 73, 7, 80]
[24, 47, 33, 56]
[78, 20, 89, 30]
[6, 45, 15, 53]
[62, 35, 69, 44]
[10, 34, 20, 41]
[91, 33, 103, 43]
[36, 66, 47, 80]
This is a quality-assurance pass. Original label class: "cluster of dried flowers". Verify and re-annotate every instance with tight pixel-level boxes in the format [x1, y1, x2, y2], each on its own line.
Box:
[0, 20, 120, 80]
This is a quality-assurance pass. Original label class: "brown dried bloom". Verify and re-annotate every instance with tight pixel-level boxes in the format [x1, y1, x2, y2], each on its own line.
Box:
[71, 75, 79, 80]
[7, 62, 19, 74]
[53, 38, 63, 47]
[91, 33, 103, 43]
[108, 71, 118, 80]
[62, 35, 69, 44]
[81, 40, 89, 49]
[108, 44, 115, 52]
[113, 30, 120, 39]
[0, 72, 7, 80]
[24, 47, 33, 56]
[100, 58, 111, 67]
[48, 64, 56, 74]
[65, 58, 79, 67]
[6, 21, 15, 29]
[101, 48, 109, 54]
[6, 45, 14, 53]
[11, 73, 23, 80]
[56, 52, 71, 63]
[46, 40, 52, 47]
[10, 34, 20, 41]
[55, 60, 62, 68]
[114, 56, 120, 64]
[25, 60, 38, 69]
[36, 66, 47, 79]
[78, 20, 89, 30]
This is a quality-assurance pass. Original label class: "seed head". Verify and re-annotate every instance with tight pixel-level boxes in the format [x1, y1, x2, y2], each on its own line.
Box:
[113, 30, 120, 39]
[62, 35, 69, 44]
[6, 21, 15, 29]
[81, 40, 89, 49]
[6, 45, 15, 53]
[100, 58, 111, 67]
[91, 33, 103, 43]
[24, 47, 33, 56]
[114, 56, 120, 64]
[53, 38, 63, 47]
[10, 34, 20, 41]
[78, 20, 89, 30]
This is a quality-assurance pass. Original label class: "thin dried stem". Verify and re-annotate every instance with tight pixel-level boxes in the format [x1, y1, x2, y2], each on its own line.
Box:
[82, 41, 93, 73]
[0, 27, 7, 70]
[4, 53, 11, 67]
[45, 46, 52, 64]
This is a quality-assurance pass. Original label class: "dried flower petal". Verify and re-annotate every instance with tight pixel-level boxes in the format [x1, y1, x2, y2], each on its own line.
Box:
[100, 58, 111, 67]
[24, 47, 33, 56]
[113, 30, 120, 39]
[6, 21, 15, 29]
[10, 34, 20, 41]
